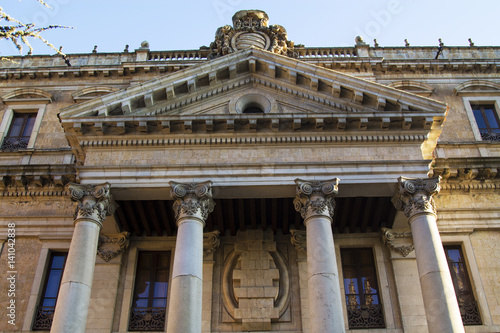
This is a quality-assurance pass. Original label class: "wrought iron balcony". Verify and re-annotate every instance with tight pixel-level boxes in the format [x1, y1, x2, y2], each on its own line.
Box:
[460, 301, 482, 326]
[32, 306, 55, 330]
[1, 136, 30, 150]
[129, 307, 166, 331]
[479, 128, 500, 142]
[347, 304, 385, 329]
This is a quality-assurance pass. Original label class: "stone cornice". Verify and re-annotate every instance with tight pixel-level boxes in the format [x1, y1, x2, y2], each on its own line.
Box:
[58, 48, 447, 120]
[430, 157, 500, 181]
[0, 164, 77, 197]
[1, 46, 499, 81]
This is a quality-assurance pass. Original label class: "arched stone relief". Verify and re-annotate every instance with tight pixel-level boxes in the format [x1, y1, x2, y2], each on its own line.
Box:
[1, 88, 53, 105]
[388, 80, 434, 97]
[453, 79, 500, 96]
[71, 86, 119, 103]
[221, 230, 292, 331]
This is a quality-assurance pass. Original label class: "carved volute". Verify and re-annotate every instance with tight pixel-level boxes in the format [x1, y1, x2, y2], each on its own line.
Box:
[209, 10, 297, 58]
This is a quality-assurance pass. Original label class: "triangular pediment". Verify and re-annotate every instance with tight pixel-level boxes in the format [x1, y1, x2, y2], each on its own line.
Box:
[59, 47, 446, 120]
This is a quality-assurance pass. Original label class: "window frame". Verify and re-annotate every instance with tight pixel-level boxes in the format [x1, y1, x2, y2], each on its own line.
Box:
[443, 244, 482, 326]
[32, 252, 68, 330]
[21, 242, 70, 332]
[129, 251, 171, 331]
[340, 247, 385, 329]
[0, 104, 47, 151]
[440, 234, 493, 327]
[335, 238, 396, 331]
[462, 97, 500, 142]
[118, 240, 175, 332]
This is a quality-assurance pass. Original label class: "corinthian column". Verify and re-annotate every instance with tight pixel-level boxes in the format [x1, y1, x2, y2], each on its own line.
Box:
[294, 178, 345, 333]
[393, 177, 464, 333]
[51, 183, 116, 333]
[166, 181, 214, 333]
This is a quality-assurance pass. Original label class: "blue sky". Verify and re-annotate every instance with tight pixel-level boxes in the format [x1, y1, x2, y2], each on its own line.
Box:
[2, 0, 500, 56]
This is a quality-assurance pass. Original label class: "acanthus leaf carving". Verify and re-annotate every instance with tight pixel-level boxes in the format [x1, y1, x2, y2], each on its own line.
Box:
[293, 178, 339, 219]
[392, 177, 441, 219]
[381, 228, 414, 257]
[170, 181, 215, 222]
[97, 232, 130, 262]
[68, 183, 117, 227]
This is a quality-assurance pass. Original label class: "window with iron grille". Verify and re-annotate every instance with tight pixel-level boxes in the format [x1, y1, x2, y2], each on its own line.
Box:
[444, 245, 482, 325]
[129, 251, 170, 331]
[32, 252, 67, 330]
[1, 112, 37, 150]
[341, 248, 385, 329]
[471, 104, 500, 141]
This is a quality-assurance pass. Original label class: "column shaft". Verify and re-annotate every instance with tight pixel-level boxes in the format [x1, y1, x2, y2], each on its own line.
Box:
[51, 221, 100, 333]
[294, 179, 345, 333]
[393, 177, 464, 333]
[166, 219, 204, 333]
[166, 181, 214, 333]
[51, 183, 116, 333]
[411, 213, 464, 333]
[305, 215, 344, 333]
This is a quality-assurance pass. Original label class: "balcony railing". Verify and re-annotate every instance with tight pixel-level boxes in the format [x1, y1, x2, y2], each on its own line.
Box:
[32, 306, 55, 330]
[347, 304, 385, 329]
[129, 307, 166, 331]
[460, 301, 482, 326]
[1, 136, 30, 150]
[479, 128, 500, 142]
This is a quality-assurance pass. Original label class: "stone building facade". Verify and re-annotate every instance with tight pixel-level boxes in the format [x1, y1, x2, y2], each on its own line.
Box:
[0, 9, 499, 333]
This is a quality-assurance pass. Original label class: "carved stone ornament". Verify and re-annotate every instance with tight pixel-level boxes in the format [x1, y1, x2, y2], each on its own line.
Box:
[170, 181, 215, 222]
[97, 232, 130, 262]
[209, 10, 297, 59]
[392, 177, 441, 219]
[68, 183, 117, 227]
[293, 178, 339, 219]
[203, 230, 220, 257]
[381, 228, 414, 257]
[290, 229, 306, 254]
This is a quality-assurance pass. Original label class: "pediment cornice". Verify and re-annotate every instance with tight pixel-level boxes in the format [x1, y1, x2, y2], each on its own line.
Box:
[59, 48, 446, 120]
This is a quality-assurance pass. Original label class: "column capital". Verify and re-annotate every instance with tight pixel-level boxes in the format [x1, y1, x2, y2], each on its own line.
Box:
[392, 176, 441, 220]
[68, 183, 117, 228]
[293, 178, 339, 220]
[170, 181, 215, 223]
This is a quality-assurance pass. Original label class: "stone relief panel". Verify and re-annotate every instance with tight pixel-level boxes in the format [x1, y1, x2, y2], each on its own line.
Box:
[212, 230, 302, 332]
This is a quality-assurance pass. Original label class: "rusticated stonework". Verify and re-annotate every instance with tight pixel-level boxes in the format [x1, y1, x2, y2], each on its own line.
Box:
[209, 9, 297, 59]
[221, 230, 291, 331]
[69, 183, 117, 227]
[293, 178, 339, 219]
[170, 181, 215, 221]
[392, 177, 441, 219]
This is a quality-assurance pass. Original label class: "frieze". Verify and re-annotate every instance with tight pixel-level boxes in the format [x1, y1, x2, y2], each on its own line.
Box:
[293, 178, 339, 219]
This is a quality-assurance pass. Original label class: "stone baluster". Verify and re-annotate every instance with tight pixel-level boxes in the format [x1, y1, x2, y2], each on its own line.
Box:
[294, 178, 345, 333]
[166, 181, 215, 333]
[393, 177, 464, 333]
[51, 183, 116, 333]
